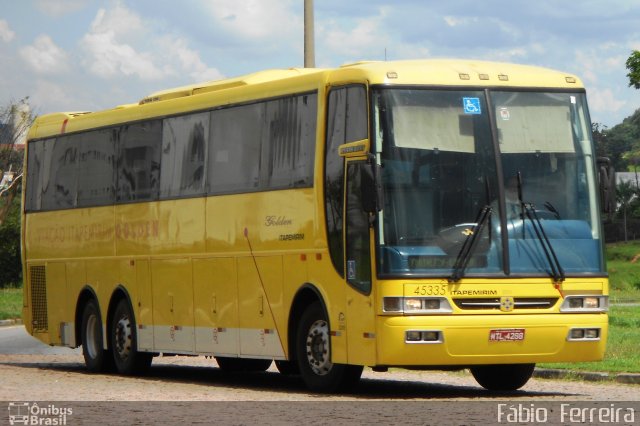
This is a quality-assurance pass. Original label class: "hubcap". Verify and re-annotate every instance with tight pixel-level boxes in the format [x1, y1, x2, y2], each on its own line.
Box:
[114, 315, 132, 360]
[85, 314, 99, 359]
[305, 319, 332, 376]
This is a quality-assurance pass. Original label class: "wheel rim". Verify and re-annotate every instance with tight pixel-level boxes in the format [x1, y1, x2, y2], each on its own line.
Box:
[85, 314, 99, 359]
[305, 319, 332, 376]
[114, 314, 132, 360]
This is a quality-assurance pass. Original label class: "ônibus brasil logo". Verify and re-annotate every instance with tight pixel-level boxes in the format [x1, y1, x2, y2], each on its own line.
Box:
[8, 402, 73, 425]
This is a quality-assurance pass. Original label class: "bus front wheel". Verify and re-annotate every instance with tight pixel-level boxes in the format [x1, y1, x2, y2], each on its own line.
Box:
[470, 363, 535, 391]
[80, 299, 111, 372]
[110, 298, 152, 375]
[295, 302, 363, 392]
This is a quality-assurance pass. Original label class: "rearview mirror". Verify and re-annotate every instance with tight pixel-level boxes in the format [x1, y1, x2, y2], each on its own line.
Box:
[360, 157, 384, 215]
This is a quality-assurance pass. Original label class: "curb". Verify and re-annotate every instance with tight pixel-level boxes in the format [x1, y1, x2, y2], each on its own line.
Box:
[0, 318, 23, 327]
[535, 368, 640, 385]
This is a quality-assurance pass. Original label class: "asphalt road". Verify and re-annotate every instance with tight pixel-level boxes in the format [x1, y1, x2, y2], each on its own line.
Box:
[1, 325, 638, 425]
[0, 324, 80, 355]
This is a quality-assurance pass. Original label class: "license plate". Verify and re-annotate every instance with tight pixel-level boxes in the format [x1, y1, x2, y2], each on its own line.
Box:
[489, 328, 525, 342]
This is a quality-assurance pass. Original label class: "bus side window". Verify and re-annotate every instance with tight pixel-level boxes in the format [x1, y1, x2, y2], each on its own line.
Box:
[324, 85, 368, 277]
[345, 161, 372, 293]
[117, 121, 162, 202]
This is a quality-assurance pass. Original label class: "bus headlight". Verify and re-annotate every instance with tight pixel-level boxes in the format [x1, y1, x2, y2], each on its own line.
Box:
[383, 297, 453, 315]
[560, 296, 608, 312]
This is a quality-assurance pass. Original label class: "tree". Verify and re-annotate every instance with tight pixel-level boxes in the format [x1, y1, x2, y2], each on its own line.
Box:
[0, 98, 34, 287]
[627, 50, 640, 90]
[0, 97, 33, 227]
[616, 180, 637, 242]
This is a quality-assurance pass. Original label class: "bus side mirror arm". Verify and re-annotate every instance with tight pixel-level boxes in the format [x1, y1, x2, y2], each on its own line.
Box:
[360, 154, 384, 218]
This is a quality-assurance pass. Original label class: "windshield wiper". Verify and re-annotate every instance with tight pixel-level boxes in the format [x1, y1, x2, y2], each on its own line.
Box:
[449, 205, 492, 283]
[522, 203, 565, 282]
[516, 172, 565, 282]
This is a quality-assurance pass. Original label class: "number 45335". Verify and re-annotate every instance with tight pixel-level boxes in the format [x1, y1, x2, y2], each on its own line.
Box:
[412, 284, 447, 296]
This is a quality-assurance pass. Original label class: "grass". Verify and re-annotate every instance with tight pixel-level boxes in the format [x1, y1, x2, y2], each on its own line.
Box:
[540, 305, 640, 373]
[0, 287, 22, 320]
[605, 241, 640, 303]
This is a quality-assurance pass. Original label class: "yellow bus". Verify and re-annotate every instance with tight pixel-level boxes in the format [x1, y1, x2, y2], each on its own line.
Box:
[21, 60, 609, 392]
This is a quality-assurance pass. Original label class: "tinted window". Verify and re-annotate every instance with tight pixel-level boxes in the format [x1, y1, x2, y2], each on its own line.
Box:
[208, 103, 263, 194]
[262, 94, 317, 189]
[25, 140, 45, 211]
[77, 130, 116, 207]
[161, 113, 209, 198]
[40, 136, 77, 210]
[117, 121, 162, 202]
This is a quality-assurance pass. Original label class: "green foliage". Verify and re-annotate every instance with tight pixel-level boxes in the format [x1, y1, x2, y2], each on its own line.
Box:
[0, 287, 22, 320]
[627, 50, 640, 90]
[606, 241, 640, 300]
[596, 109, 640, 175]
[0, 199, 21, 288]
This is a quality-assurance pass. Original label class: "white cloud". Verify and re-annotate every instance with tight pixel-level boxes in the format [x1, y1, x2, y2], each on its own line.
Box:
[80, 4, 166, 80]
[321, 8, 391, 60]
[80, 3, 222, 83]
[19, 35, 69, 74]
[35, 0, 87, 17]
[0, 19, 15, 43]
[205, 0, 299, 41]
[30, 80, 75, 111]
[587, 87, 626, 115]
[161, 37, 224, 82]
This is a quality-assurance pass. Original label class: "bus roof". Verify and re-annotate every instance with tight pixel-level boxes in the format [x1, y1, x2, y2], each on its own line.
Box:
[27, 59, 584, 140]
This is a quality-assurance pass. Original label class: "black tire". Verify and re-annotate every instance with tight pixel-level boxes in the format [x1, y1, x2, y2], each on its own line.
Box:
[110, 298, 152, 375]
[295, 302, 363, 392]
[81, 299, 111, 373]
[275, 360, 300, 376]
[470, 363, 535, 391]
[215, 357, 272, 372]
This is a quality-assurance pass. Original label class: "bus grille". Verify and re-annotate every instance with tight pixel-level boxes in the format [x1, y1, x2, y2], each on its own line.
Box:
[453, 297, 558, 310]
[30, 266, 48, 332]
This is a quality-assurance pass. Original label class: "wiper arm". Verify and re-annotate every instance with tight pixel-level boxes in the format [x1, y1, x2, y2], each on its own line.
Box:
[449, 205, 492, 283]
[515, 171, 565, 282]
[522, 203, 565, 282]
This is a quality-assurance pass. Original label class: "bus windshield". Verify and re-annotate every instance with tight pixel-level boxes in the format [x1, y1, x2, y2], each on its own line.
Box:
[373, 88, 604, 278]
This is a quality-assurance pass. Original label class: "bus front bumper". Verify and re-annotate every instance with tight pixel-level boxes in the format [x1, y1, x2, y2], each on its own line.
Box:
[375, 313, 608, 367]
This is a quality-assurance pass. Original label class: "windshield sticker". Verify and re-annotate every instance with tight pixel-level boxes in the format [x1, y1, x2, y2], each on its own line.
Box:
[570, 96, 576, 104]
[499, 107, 510, 120]
[463, 97, 481, 115]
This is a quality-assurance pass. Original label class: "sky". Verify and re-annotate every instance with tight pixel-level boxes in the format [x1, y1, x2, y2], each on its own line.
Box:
[1, 0, 639, 128]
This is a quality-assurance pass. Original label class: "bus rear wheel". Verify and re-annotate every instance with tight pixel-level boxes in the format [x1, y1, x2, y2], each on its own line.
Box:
[215, 357, 272, 372]
[295, 302, 363, 392]
[81, 299, 111, 372]
[470, 363, 535, 391]
[110, 298, 152, 375]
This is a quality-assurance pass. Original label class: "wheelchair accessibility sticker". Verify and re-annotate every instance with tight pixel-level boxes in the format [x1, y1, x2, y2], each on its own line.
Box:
[463, 97, 481, 114]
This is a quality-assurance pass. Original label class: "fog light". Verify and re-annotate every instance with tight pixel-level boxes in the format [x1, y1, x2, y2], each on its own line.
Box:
[570, 329, 585, 339]
[422, 331, 440, 342]
[406, 331, 422, 342]
[585, 328, 600, 339]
